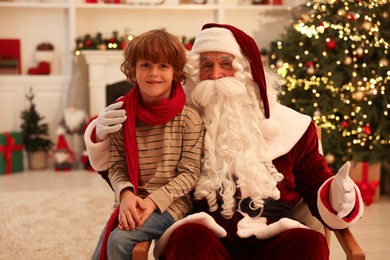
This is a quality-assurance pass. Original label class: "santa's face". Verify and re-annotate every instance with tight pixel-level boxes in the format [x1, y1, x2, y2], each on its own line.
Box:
[199, 52, 236, 81]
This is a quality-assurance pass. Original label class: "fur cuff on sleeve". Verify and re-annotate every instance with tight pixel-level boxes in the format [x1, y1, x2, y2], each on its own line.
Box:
[317, 176, 364, 229]
[84, 119, 111, 172]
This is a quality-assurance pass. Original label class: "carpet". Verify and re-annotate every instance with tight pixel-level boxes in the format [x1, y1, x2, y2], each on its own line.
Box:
[0, 187, 113, 260]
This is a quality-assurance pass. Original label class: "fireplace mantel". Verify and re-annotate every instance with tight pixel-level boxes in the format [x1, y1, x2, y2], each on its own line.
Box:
[82, 50, 126, 116]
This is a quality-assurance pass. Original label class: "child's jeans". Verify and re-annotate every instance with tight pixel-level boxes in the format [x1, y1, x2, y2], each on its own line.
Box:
[92, 210, 174, 260]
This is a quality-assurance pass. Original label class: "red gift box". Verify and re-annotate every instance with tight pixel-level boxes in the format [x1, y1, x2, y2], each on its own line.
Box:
[350, 161, 381, 205]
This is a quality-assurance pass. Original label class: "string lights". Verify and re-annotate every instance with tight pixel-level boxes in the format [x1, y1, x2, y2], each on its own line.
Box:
[271, 0, 389, 169]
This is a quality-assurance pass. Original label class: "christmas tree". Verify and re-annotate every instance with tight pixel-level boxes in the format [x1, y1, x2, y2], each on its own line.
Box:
[271, 0, 390, 171]
[20, 87, 53, 152]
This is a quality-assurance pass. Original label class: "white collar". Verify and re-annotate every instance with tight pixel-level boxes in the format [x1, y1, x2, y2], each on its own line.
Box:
[265, 103, 312, 160]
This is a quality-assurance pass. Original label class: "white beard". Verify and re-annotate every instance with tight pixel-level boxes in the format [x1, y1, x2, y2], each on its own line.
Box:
[191, 77, 282, 218]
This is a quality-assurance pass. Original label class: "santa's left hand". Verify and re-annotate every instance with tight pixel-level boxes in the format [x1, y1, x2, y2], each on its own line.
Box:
[329, 161, 356, 218]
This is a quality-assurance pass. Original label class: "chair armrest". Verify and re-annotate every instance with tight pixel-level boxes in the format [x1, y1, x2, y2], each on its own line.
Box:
[334, 228, 365, 260]
[132, 240, 151, 260]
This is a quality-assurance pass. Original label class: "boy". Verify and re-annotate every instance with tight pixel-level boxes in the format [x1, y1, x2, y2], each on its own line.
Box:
[88, 29, 204, 260]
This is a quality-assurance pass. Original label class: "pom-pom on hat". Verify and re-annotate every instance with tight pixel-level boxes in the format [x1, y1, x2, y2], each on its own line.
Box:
[191, 23, 270, 119]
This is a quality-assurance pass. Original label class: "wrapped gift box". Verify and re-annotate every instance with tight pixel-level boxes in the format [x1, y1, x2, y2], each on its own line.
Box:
[0, 132, 24, 174]
[350, 161, 380, 205]
[0, 39, 21, 75]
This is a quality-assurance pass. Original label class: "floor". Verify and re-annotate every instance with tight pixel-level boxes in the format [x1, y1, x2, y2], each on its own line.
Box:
[1, 169, 389, 259]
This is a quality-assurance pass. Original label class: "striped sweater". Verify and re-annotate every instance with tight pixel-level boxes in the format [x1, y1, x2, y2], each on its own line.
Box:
[108, 104, 204, 221]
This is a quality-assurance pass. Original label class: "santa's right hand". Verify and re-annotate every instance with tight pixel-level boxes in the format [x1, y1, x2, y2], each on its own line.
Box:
[96, 101, 126, 141]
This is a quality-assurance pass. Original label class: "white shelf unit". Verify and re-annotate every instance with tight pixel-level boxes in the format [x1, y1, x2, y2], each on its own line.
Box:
[0, 0, 300, 133]
[0, 0, 299, 76]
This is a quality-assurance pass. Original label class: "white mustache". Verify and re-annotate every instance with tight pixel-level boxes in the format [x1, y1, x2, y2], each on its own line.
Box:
[191, 77, 248, 108]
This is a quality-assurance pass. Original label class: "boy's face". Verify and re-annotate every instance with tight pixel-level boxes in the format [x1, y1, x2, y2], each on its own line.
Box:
[135, 59, 174, 105]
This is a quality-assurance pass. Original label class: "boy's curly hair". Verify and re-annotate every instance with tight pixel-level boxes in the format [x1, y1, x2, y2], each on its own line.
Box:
[121, 29, 187, 85]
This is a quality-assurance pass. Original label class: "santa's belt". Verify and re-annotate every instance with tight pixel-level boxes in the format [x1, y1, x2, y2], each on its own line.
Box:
[234, 197, 293, 221]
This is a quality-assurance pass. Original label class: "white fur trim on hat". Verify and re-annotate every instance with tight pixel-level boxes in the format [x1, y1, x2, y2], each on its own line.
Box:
[191, 27, 243, 58]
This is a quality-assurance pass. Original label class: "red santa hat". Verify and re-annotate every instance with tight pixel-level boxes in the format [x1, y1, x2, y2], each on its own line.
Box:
[190, 23, 270, 119]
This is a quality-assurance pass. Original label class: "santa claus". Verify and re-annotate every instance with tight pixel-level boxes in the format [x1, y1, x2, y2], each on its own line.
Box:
[84, 23, 363, 259]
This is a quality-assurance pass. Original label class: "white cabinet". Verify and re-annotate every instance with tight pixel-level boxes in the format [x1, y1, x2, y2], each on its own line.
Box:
[0, 0, 302, 134]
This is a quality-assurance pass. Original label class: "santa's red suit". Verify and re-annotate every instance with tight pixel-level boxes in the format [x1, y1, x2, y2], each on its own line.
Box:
[152, 115, 363, 259]
[84, 23, 363, 259]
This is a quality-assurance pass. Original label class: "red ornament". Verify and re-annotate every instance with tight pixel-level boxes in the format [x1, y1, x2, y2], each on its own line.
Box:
[347, 13, 355, 21]
[362, 124, 372, 134]
[84, 39, 92, 47]
[185, 43, 193, 51]
[109, 37, 115, 43]
[341, 120, 349, 128]
[305, 61, 314, 67]
[326, 39, 337, 50]
[120, 41, 127, 50]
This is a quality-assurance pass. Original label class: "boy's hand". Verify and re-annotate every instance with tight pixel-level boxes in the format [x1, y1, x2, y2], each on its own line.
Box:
[138, 197, 158, 227]
[118, 189, 146, 230]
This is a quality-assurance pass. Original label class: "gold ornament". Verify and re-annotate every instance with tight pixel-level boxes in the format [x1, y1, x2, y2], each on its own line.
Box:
[97, 44, 107, 50]
[307, 67, 315, 75]
[356, 47, 364, 59]
[325, 153, 335, 164]
[344, 56, 352, 65]
[362, 21, 372, 31]
[379, 58, 389, 67]
[300, 14, 313, 23]
[313, 109, 321, 117]
[338, 9, 346, 17]
[276, 59, 284, 68]
[353, 91, 364, 101]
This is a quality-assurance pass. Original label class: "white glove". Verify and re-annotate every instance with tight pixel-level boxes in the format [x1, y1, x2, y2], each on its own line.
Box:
[237, 216, 308, 239]
[96, 101, 126, 141]
[329, 161, 356, 218]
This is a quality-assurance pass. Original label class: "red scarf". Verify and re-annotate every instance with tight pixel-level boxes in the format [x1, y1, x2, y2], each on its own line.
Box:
[99, 83, 186, 260]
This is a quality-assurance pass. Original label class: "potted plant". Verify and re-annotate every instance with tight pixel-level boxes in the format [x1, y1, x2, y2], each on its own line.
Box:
[20, 87, 53, 170]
